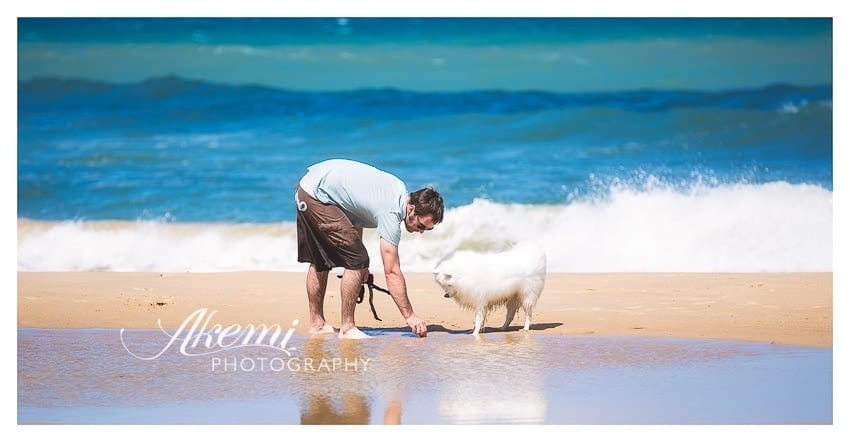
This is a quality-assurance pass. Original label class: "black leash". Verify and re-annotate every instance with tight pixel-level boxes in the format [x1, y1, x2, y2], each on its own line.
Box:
[337, 273, 390, 321]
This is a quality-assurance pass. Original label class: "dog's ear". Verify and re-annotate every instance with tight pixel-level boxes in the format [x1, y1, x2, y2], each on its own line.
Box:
[434, 272, 453, 285]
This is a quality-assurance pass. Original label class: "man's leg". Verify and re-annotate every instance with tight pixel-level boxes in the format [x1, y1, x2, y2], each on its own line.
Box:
[306, 264, 334, 334]
[339, 267, 370, 339]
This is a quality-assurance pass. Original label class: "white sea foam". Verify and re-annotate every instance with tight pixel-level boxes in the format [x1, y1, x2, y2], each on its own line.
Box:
[17, 221, 303, 272]
[17, 181, 832, 272]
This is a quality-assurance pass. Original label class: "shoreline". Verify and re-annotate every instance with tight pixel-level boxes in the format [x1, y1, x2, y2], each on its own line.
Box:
[17, 271, 832, 348]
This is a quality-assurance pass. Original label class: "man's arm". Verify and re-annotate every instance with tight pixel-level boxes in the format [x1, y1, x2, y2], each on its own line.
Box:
[379, 237, 427, 336]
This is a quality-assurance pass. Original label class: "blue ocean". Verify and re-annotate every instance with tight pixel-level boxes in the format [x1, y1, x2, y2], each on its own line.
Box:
[17, 18, 833, 272]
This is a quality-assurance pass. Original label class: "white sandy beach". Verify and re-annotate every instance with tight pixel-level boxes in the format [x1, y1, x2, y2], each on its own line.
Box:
[17, 271, 832, 347]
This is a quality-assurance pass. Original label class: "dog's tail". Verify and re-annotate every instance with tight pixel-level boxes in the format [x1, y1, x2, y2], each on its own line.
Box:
[512, 241, 547, 273]
[515, 241, 547, 302]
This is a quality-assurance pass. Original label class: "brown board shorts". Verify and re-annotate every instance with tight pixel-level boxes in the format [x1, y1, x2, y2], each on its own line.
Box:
[295, 186, 370, 272]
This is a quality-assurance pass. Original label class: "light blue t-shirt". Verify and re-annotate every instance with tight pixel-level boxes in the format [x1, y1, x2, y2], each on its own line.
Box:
[299, 159, 408, 247]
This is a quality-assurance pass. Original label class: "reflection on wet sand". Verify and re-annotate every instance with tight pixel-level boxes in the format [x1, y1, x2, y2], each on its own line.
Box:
[297, 337, 371, 424]
[18, 329, 832, 424]
[300, 394, 371, 425]
[435, 333, 547, 424]
[296, 336, 410, 424]
[294, 331, 549, 424]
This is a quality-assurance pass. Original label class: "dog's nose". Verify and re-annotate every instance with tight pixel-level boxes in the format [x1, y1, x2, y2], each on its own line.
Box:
[443, 292, 451, 298]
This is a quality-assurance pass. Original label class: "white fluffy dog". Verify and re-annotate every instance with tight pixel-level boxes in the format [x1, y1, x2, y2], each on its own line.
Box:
[433, 241, 547, 335]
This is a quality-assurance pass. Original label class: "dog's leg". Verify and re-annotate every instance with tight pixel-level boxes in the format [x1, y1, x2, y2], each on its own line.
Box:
[522, 304, 534, 331]
[502, 298, 520, 331]
[472, 308, 485, 335]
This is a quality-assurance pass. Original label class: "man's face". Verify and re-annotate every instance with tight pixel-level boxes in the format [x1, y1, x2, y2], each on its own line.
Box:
[404, 206, 436, 234]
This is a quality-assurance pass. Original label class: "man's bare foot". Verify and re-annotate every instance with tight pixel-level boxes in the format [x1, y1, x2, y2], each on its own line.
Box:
[309, 323, 335, 334]
[339, 326, 371, 339]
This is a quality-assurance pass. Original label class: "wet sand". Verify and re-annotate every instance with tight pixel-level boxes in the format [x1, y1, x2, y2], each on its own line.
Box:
[17, 271, 832, 347]
[18, 329, 832, 424]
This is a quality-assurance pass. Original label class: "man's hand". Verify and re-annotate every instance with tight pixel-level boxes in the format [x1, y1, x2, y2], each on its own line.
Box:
[406, 313, 428, 337]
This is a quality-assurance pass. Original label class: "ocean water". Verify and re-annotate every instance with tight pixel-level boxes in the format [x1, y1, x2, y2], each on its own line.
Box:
[17, 18, 833, 272]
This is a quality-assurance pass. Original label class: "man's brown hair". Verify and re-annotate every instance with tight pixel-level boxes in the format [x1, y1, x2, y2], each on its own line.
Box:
[409, 187, 444, 224]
